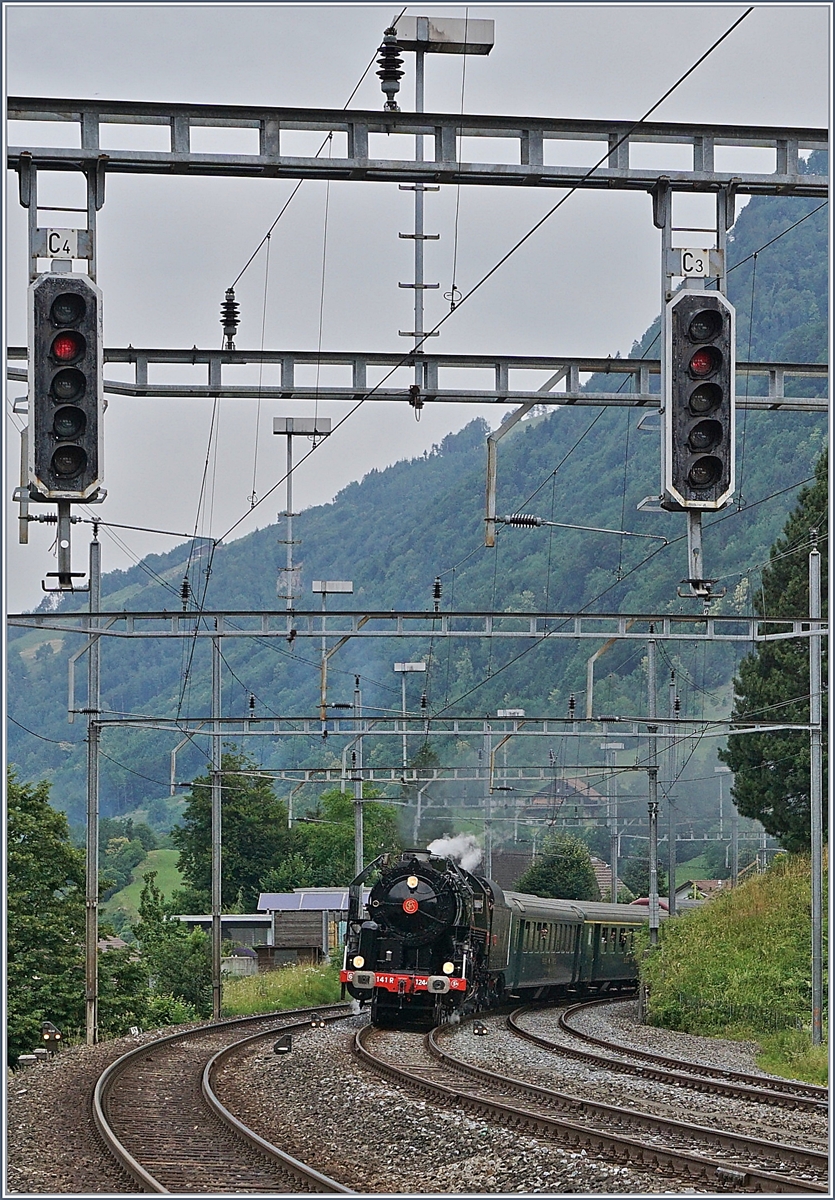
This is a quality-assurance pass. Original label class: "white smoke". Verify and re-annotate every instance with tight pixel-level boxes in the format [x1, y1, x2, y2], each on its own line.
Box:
[427, 833, 483, 873]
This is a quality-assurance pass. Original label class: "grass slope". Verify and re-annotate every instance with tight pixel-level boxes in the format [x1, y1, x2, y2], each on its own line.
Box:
[102, 848, 182, 921]
[640, 855, 827, 1084]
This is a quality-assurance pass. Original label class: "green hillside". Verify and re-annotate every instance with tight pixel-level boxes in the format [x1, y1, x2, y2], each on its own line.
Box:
[101, 848, 182, 923]
[8, 154, 828, 840]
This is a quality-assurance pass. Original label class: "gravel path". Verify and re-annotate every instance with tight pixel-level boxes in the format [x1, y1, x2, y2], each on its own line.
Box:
[215, 1014, 713, 1194]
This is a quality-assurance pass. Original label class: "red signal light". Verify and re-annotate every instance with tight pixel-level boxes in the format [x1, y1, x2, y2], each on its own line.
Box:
[689, 347, 720, 378]
[52, 331, 85, 362]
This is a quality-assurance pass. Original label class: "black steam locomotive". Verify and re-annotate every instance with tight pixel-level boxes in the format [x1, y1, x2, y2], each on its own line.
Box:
[340, 848, 653, 1025]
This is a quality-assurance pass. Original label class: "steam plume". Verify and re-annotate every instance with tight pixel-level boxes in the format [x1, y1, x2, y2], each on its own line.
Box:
[427, 833, 483, 873]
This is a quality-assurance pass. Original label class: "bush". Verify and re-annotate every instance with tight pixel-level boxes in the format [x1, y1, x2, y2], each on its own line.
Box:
[145, 993, 201, 1028]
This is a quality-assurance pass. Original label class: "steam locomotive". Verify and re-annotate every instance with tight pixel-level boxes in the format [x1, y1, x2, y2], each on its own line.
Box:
[340, 848, 653, 1025]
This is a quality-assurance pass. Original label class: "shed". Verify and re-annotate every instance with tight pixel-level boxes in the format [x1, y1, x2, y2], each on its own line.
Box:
[256, 887, 371, 969]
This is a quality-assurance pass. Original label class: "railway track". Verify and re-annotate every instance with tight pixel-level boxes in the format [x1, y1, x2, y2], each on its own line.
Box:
[355, 1018, 828, 1194]
[93, 1004, 354, 1194]
[509, 999, 828, 1113]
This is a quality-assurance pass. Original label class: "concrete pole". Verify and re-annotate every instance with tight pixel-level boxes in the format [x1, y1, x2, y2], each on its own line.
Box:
[484, 726, 493, 878]
[285, 432, 293, 611]
[647, 627, 659, 944]
[414, 41, 425, 357]
[731, 805, 739, 887]
[211, 633, 222, 1020]
[648, 769, 659, 947]
[401, 671, 408, 771]
[353, 676, 364, 877]
[809, 541, 822, 1044]
[85, 534, 101, 1045]
[667, 673, 677, 916]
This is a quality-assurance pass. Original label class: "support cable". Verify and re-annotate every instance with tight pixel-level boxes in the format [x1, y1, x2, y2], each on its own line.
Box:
[230, 9, 406, 289]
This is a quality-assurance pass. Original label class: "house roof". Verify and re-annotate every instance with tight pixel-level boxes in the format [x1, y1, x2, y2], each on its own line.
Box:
[258, 887, 370, 912]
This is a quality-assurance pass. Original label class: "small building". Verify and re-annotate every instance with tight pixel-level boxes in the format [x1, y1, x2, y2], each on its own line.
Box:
[177, 912, 274, 947]
[255, 887, 371, 970]
[674, 879, 726, 905]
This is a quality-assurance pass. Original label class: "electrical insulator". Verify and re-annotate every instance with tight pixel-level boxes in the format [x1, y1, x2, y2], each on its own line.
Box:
[249, 693, 255, 713]
[504, 513, 543, 527]
[351, 751, 357, 767]
[675, 695, 681, 715]
[433, 576, 442, 612]
[568, 693, 576, 718]
[181, 576, 191, 610]
[376, 26, 404, 111]
[408, 383, 423, 413]
[420, 693, 427, 710]
[220, 287, 240, 350]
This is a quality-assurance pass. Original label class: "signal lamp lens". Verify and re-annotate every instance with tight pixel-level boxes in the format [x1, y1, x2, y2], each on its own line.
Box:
[688, 309, 722, 342]
[50, 293, 85, 326]
[687, 419, 721, 452]
[352, 955, 365, 969]
[51, 445, 87, 477]
[52, 332, 85, 363]
[442, 961, 455, 974]
[406, 875, 419, 889]
[687, 457, 722, 489]
[689, 347, 721, 378]
[51, 368, 86, 401]
[688, 383, 721, 415]
[53, 406, 86, 439]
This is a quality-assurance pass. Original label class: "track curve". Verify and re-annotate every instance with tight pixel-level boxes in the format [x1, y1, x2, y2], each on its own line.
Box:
[508, 999, 827, 1113]
[93, 1004, 354, 1193]
[354, 1017, 827, 1194]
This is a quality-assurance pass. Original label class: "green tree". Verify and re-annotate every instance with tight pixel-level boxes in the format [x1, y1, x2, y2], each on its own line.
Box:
[290, 787, 402, 886]
[620, 853, 668, 899]
[7, 768, 86, 1059]
[171, 750, 293, 910]
[133, 871, 212, 1016]
[720, 452, 828, 852]
[6, 767, 152, 1056]
[514, 832, 601, 900]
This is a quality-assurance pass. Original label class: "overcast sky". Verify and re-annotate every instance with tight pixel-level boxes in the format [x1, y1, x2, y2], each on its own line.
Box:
[4, 3, 830, 612]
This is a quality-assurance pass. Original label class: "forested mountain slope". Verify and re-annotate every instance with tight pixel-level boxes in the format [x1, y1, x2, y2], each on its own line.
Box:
[8, 154, 827, 825]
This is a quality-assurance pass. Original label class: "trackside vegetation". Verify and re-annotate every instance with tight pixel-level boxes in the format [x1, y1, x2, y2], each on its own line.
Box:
[639, 854, 827, 1084]
[221, 960, 341, 1017]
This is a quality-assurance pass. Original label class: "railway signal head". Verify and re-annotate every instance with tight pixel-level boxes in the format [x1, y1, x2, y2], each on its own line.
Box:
[662, 290, 735, 510]
[28, 272, 103, 501]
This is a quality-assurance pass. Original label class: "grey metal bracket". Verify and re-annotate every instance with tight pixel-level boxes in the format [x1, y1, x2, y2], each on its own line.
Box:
[9, 96, 827, 197]
[5, 347, 826, 410]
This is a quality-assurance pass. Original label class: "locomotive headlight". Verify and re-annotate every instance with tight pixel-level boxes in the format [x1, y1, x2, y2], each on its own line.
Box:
[442, 961, 455, 975]
[352, 955, 365, 969]
[407, 875, 419, 889]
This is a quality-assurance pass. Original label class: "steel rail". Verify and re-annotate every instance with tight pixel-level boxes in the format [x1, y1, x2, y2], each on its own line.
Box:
[201, 1015, 354, 1193]
[427, 1020, 828, 1184]
[92, 1003, 350, 1193]
[559, 996, 829, 1102]
[353, 1023, 825, 1193]
[508, 1004, 827, 1113]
